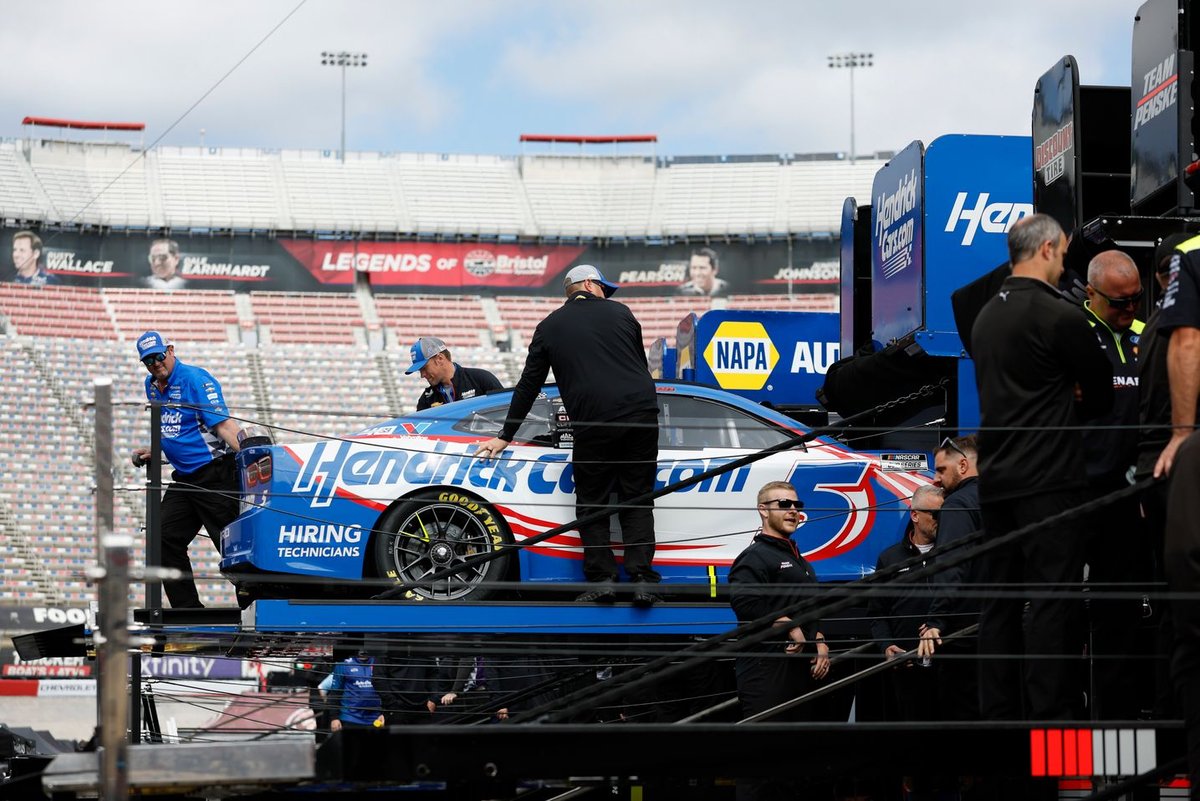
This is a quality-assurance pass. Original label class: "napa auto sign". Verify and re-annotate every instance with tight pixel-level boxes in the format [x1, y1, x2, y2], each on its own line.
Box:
[694, 310, 838, 404]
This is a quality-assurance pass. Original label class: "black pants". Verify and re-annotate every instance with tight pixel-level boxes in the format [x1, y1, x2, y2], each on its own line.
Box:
[979, 490, 1087, 720]
[1143, 478, 1177, 719]
[160, 455, 239, 608]
[571, 412, 660, 583]
[1085, 485, 1150, 720]
[936, 635, 980, 721]
[1165, 433, 1200, 798]
[735, 651, 814, 801]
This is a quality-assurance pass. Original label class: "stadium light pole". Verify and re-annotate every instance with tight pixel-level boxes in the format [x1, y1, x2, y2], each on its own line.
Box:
[827, 52, 873, 163]
[320, 51, 368, 163]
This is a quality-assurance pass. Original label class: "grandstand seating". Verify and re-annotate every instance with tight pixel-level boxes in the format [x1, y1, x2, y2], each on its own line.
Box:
[250, 291, 366, 345]
[520, 156, 657, 238]
[104, 288, 239, 342]
[393, 153, 529, 236]
[0, 139, 881, 236]
[0, 284, 118, 339]
[157, 147, 281, 230]
[259, 343, 395, 443]
[280, 152, 409, 232]
[0, 142, 49, 220]
[657, 160, 785, 237]
[375, 294, 491, 349]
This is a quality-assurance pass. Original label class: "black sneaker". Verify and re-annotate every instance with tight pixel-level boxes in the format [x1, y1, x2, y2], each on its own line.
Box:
[631, 585, 660, 608]
[576, 586, 618, 604]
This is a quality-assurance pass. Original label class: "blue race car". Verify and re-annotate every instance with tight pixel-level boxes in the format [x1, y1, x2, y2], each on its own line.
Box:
[221, 382, 929, 601]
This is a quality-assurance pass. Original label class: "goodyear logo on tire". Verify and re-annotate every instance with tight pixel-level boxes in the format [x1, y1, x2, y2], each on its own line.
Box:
[702, 321, 779, 390]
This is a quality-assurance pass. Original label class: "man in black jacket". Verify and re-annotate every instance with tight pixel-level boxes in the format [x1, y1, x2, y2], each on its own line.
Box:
[729, 480, 830, 801]
[868, 484, 943, 721]
[920, 435, 983, 720]
[475, 265, 661, 606]
[406, 336, 502, 411]
[971, 213, 1114, 720]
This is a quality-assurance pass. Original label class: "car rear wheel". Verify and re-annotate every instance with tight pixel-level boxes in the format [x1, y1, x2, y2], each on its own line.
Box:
[373, 490, 514, 601]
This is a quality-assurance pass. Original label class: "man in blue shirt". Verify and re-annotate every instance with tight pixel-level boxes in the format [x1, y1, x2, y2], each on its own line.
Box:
[319, 650, 385, 730]
[130, 331, 241, 608]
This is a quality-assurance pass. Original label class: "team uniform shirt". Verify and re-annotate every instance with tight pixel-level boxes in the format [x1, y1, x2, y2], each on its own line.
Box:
[500, 291, 657, 440]
[1083, 303, 1144, 483]
[925, 477, 983, 634]
[1138, 300, 1173, 476]
[728, 533, 822, 646]
[971, 276, 1114, 502]
[144, 359, 234, 475]
[1159, 239, 1200, 338]
[415, 364, 502, 411]
[318, 657, 382, 725]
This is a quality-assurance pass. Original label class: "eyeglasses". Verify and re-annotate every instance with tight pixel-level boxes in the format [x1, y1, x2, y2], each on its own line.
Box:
[148, 252, 172, 263]
[1090, 285, 1143, 310]
[763, 498, 803, 510]
[939, 436, 967, 459]
[142, 352, 167, 368]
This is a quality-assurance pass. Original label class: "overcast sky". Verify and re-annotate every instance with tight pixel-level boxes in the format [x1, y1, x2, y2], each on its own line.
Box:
[0, 0, 1138, 158]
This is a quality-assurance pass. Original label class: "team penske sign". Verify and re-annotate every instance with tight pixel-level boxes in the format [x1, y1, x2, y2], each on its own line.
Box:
[703, 321, 779, 390]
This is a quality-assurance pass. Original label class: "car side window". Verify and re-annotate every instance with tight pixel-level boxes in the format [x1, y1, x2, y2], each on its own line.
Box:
[454, 397, 555, 445]
[657, 395, 793, 450]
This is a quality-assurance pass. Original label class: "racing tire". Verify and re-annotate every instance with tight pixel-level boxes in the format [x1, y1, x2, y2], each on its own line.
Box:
[372, 490, 515, 601]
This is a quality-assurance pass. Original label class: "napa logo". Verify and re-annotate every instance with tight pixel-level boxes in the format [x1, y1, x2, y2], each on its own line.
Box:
[703, 321, 779, 391]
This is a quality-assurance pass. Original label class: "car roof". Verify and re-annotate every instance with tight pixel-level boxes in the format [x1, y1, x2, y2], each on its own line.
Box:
[353, 381, 815, 439]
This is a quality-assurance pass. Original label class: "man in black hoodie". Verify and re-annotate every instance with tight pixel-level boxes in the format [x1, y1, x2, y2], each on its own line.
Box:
[920, 435, 983, 720]
[476, 264, 661, 606]
[868, 484, 943, 721]
[971, 213, 1113, 720]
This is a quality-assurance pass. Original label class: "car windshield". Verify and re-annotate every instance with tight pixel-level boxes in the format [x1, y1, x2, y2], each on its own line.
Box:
[454, 395, 557, 445]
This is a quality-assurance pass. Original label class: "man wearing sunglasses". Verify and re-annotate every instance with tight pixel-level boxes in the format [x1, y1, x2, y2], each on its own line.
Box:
[130, 331, 242, 608]
[919, 435, 982, 720]
[1079, 250, 1152, 719]
[728, 481, 830, 799]
[867, 484, 943, 721]
[729, 481, 831, 712]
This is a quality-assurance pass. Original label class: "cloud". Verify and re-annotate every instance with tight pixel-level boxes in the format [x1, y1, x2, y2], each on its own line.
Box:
[0, 0, 1145, 157]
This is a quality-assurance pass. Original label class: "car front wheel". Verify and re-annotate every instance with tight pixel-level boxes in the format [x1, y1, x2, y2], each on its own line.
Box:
[372, 490, 514, 601]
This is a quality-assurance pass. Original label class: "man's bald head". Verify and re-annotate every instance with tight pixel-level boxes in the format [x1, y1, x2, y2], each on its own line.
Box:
[1086, 249, 1143, 332]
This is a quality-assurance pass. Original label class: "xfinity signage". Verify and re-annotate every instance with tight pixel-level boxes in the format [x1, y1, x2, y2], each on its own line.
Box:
[694, 310, 838, 405]
[870, 141, 924, 347]
[923, 134, 1033, 353]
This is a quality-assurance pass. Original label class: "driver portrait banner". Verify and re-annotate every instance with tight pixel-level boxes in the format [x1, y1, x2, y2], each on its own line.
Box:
[1, 228, 838, 297]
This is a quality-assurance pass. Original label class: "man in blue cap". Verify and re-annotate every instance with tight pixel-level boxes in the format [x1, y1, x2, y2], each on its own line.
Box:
[476, 264, 661, 606]
[405, 336, 502, 411]
[130, 332, 242, 608]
